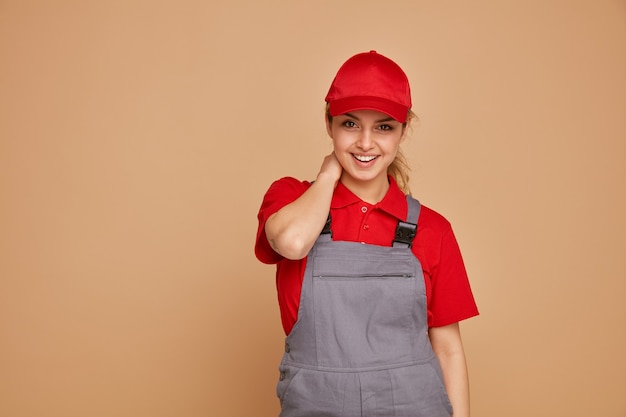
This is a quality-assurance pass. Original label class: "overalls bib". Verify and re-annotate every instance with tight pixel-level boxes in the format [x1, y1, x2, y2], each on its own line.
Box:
[276, 196, 454, 417]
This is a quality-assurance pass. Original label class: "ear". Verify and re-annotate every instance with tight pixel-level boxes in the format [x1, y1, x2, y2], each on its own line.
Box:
[400, 111, 414, 142]
[325, 114, 333, 139]
[401, 125, 409, 142]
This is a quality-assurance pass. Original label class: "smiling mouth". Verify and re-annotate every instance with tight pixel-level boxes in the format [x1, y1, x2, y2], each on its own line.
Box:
[353, 154, 377, 162]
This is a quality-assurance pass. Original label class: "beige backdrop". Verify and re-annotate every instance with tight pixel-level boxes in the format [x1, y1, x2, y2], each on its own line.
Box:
[1, 1, 625, 416]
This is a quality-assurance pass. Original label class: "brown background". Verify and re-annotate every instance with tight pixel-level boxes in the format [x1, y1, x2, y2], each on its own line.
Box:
[1, 1, 625, 416]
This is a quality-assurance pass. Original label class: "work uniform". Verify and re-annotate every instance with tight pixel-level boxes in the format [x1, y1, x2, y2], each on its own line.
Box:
[276, 196, 452, 417]
[255, 177, 478, 416]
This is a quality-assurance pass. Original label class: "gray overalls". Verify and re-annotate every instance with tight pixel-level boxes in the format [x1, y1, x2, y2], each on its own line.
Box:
[277, 196, 454, 417]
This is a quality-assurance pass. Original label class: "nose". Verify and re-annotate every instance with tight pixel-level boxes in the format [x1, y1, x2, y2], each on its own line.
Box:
[356, 130, 374, 151]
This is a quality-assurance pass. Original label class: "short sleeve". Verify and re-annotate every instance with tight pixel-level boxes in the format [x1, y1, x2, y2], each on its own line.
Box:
[428, 226, 479, 327]
[254, 177, 310, 264]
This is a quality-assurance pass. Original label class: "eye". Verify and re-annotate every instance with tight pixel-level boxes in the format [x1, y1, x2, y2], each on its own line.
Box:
[342, 120, 357, 128]
[378, 124, 393, 131]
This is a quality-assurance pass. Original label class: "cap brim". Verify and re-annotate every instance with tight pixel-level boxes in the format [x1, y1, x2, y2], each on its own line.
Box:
[328, 96, 408, 123]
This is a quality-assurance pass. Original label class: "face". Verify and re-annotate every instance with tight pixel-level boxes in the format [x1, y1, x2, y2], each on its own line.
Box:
[326, 109, 406, 199]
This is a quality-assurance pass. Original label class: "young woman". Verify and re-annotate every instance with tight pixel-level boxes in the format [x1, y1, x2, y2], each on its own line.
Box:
[255, 50, 478, 417]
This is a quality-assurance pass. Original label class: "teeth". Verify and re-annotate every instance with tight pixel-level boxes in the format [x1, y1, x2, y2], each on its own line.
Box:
[354, 155, 376, 162]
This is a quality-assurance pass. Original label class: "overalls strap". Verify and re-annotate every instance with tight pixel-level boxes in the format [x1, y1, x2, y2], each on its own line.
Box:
[392, 195, 421, 248]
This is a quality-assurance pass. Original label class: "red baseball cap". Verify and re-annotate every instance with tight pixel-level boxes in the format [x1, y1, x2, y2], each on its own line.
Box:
[325, 50, 412, 123]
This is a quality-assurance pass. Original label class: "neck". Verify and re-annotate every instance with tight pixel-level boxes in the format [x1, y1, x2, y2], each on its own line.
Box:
[340, 174, 390, 204]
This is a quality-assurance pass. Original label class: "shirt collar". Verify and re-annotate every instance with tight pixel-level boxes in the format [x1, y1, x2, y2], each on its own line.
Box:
[331, 176, 407, 221]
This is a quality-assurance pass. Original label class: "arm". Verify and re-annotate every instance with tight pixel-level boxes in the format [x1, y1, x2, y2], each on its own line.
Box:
[429, 322, 471, 417]
[265, 152, 342, 260]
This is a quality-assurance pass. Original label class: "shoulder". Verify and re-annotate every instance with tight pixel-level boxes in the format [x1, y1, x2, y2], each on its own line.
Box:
[264, 177, 311, 199]
[258, 177, 313, 219]
[259, 177, 312, 211]
[413, 203, 460, 262]
[416, 203, 453, 235]
[413, 203, 464, 270]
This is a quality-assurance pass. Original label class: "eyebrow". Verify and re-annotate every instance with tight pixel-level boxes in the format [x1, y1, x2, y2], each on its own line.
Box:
[343, 112, 396, 123]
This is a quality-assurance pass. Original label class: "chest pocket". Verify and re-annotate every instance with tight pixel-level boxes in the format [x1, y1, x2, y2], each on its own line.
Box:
[310, 243, 424, 369]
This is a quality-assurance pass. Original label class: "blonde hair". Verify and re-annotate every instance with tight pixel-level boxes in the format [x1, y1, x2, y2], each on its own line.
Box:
[325, 106, 418, 195]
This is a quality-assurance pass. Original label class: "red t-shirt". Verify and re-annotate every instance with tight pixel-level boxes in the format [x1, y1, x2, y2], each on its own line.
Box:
[255, 176, 479, 335]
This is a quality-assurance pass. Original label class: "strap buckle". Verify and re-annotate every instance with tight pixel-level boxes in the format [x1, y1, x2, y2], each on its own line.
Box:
[393, 221, 417, 247]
